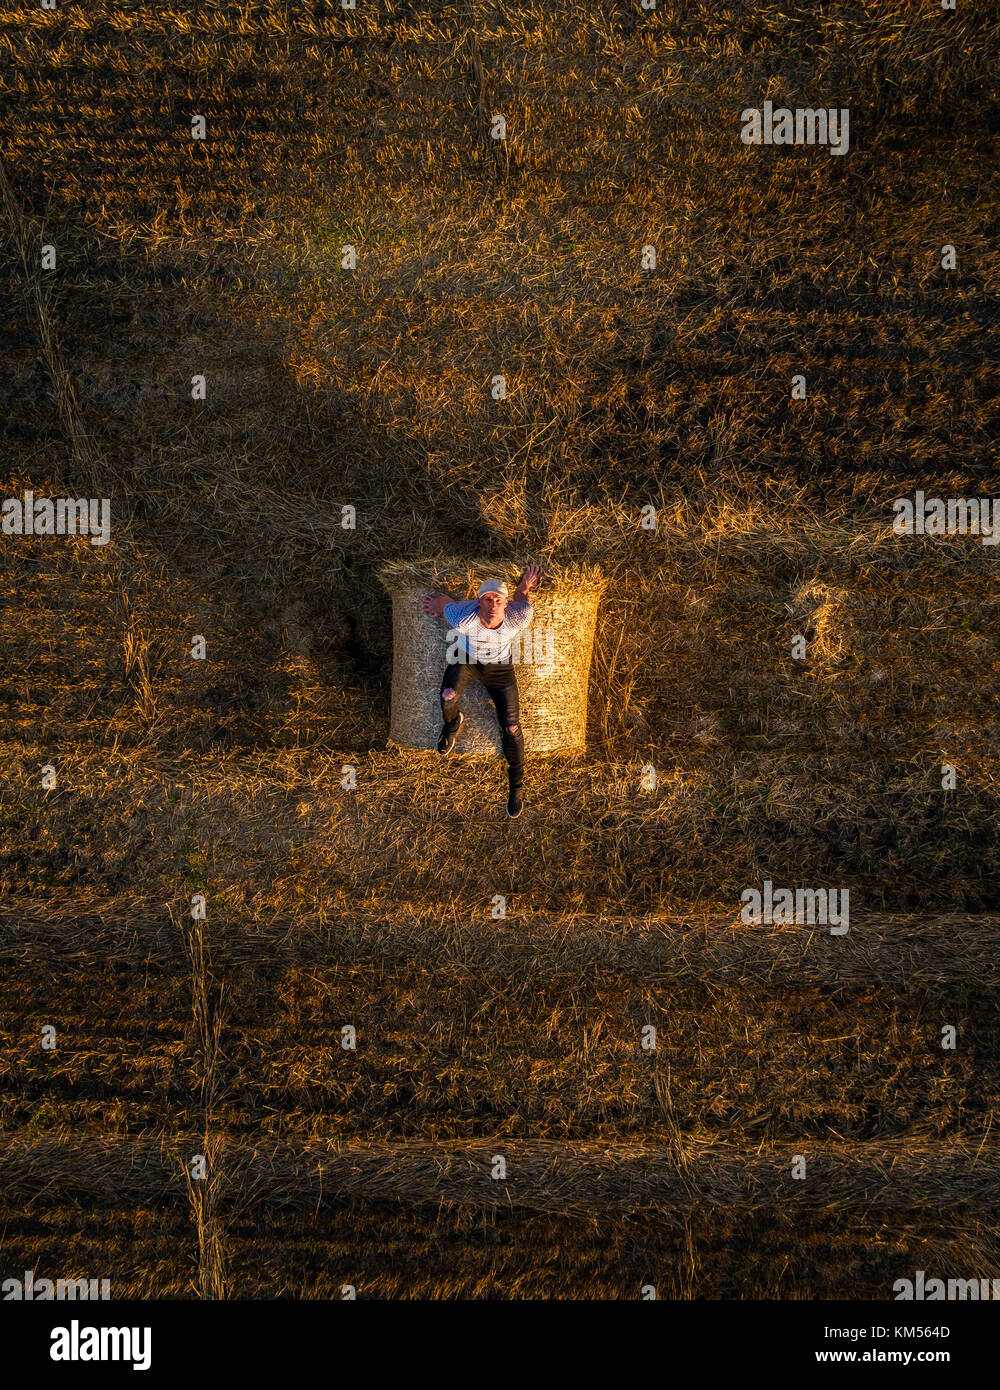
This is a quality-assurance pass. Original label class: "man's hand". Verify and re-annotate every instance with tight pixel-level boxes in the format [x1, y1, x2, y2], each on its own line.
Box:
[513, 564, 542, 601]
[421, 592, 453, 617]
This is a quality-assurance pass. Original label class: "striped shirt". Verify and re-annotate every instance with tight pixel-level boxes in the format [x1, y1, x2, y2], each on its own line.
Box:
[442, 599, 534, 664]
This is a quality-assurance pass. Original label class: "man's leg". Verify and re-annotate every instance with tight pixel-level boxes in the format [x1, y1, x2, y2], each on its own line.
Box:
[483, 665, 524, 789]
[439, 660, 475, 739]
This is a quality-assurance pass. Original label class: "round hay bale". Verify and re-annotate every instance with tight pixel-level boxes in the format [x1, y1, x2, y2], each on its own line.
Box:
[379, 559, 606, 756]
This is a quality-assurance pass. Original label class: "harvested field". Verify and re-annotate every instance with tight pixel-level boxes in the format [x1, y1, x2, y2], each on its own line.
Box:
[1, 0, 998, 1300]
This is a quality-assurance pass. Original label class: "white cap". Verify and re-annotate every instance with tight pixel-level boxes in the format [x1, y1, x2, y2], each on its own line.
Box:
[477, 579, 509, 598]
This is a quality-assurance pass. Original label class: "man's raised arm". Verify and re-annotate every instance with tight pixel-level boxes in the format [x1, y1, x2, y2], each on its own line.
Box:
[512, 563, 542, 603]
[421, 591, 458, 618]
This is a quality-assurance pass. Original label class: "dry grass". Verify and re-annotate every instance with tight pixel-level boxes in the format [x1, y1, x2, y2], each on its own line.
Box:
[4, 1135, 1000, 1216]
[176, 910, 228, 1297]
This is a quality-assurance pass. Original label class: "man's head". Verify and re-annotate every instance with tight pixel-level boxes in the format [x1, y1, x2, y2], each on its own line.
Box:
[477, 578, 509, 624]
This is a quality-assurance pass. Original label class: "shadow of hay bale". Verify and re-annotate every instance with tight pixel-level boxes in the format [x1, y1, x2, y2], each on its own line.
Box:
[379, 558, 606, 756]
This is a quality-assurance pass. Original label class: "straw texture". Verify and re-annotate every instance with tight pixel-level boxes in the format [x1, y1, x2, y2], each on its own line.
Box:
[3, 1136, 999, 1216]
[379, 559, 606, 756]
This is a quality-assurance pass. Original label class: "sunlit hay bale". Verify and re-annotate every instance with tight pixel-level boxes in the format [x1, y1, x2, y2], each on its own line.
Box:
[787, 579, 861, 670]
[379, 558, 606, 756]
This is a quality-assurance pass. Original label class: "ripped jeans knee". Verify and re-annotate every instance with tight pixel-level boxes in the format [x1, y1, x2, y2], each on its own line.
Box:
[501, 722, 523, 750]
[501, 721, 524, 779]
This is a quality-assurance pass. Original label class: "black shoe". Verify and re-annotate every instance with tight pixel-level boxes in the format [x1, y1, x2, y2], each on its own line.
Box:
[506, 780, 524, 818]
[437, 711, 463, 754]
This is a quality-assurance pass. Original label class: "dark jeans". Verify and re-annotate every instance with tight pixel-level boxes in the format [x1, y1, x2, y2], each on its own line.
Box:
[440, 659, 524, 785]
